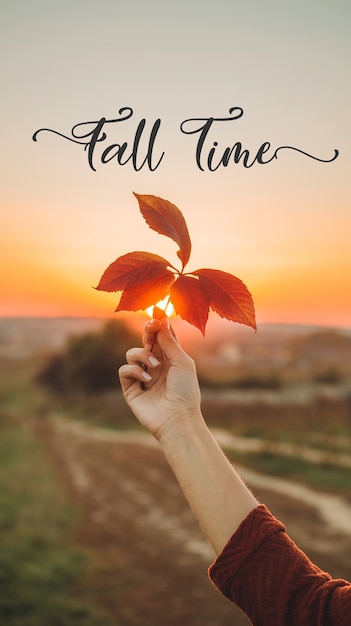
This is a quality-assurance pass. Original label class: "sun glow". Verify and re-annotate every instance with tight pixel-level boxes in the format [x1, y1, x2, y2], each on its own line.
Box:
[146, 297, 175, 318]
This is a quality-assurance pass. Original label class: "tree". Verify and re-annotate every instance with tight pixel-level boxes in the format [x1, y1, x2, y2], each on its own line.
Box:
[37, 319, 139, 394]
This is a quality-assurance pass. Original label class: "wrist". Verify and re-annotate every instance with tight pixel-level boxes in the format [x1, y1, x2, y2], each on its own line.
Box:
[157, 409, 208, 452]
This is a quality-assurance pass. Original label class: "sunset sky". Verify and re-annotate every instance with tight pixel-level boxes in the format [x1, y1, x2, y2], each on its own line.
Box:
[1, 1, 350, 332]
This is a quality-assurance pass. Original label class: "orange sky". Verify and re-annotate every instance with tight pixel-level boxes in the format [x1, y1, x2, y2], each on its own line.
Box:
[1, 2, 350, 330]
[2, 200, 350, 329]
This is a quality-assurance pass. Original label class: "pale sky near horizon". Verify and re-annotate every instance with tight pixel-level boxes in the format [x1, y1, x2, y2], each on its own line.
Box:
[1, 0, 350, 332]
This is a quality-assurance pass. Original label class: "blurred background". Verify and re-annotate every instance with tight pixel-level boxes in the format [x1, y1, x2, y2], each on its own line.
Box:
[1, 315, 350, 625]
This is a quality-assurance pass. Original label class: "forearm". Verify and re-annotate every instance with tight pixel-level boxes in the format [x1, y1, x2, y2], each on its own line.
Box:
[159, 412, 258, 555]
[120, 320, 258, 554]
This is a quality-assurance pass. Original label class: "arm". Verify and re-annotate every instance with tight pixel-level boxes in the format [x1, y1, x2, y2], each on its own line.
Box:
[118, 318, 258, 555]
[119, 319, 351, 625]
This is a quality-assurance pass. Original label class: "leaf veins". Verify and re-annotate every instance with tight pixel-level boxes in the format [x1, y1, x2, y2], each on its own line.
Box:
[193, 268, 256, 331]
[95, 251, 170, 292]
[170, 275, 209, 335]
[133, 193, 191, 269]
[96, 193, 257, 335]
[116, 272, 175, 312]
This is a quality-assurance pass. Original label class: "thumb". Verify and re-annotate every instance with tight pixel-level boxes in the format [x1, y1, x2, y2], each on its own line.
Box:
[157, 318, 187, 363]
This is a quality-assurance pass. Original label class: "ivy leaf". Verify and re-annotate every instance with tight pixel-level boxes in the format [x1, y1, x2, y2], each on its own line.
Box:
[133, 193, 191, 269]
[170, 275, 209, 335]
[95, 251, 170, 292]
[193, 268, 256, 331]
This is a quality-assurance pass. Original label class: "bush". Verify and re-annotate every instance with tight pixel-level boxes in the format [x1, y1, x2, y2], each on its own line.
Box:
[37, 319, 139, 394]
[312, 366, 343, 385]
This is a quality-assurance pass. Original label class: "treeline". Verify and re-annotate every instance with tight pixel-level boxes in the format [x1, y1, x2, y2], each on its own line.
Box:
[36, 319, 139, 394]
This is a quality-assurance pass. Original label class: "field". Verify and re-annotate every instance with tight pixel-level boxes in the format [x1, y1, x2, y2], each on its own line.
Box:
[1, 317, 351, 625]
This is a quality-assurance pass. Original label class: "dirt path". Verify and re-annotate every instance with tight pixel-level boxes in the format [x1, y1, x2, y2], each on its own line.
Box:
[213, 428, 351, 469]
[213, 429, 351, 535]
[35, 415, 351, 626]
[50, 416, 351, 537]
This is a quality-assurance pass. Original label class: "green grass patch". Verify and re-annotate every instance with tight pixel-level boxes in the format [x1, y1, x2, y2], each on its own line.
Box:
[228, 449, 351, 496]
[0, 414, 113, 626]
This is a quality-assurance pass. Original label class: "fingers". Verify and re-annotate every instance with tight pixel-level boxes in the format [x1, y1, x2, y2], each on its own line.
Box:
[156, 320, 188, 363]
[142, 317, 178, 350]
[120, 317, 184, 385]
[143, 318, 162, 350]
[119, 344, 161, 390]
[126, 346, 161, 369]
[119, 318, 192, 395]
[119, 362, 153, 386]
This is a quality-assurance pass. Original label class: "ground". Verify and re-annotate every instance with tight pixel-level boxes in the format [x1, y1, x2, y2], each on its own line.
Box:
[34, 415, 351, 626]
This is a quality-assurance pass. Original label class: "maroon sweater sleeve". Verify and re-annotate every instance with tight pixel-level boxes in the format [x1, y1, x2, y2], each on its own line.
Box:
[208, 504, 351, 626]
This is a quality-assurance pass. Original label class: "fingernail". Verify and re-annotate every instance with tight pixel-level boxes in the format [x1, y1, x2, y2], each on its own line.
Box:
[141, 371, 152, 382]
[148, 355, 160, 367]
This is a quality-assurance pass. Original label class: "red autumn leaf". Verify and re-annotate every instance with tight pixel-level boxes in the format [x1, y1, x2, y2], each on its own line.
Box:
[96, 193, 256, 335]
[95, 251, 170, 292]
[133, 193, 191, 269]
[193, 268, 256, 330]
[116, 272, 175, 312]
[170, 275, 209, 335]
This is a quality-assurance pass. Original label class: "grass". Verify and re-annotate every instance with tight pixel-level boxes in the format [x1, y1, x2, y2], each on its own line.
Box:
[54, 389, 138, 431]
[227, 449, 351, 497]
[1, 349, 350, 624]
[202, 392, 351, 447]
[0, 413, 114, 626]
[31, 352, 351, 499]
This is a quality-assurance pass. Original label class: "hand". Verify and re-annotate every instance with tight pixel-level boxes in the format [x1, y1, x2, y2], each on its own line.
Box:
[120, 317, 258, 555]
[118, 318, 202, 442]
